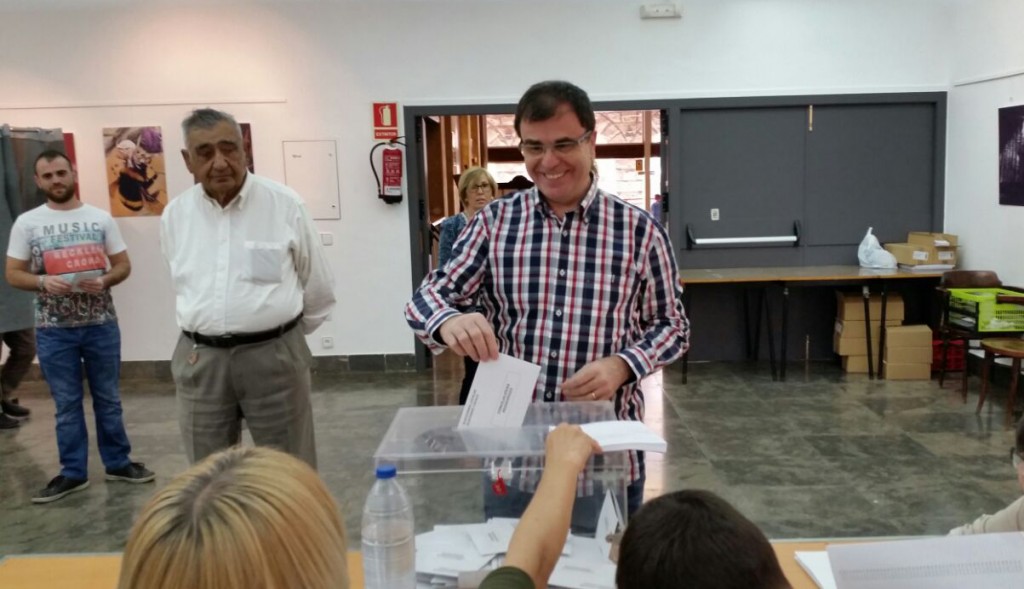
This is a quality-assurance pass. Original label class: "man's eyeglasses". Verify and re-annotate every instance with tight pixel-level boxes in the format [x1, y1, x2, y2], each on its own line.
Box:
[1011, 447, 1022, 469]
[519, 131, 593, 158]
[468, 182, 492, 193]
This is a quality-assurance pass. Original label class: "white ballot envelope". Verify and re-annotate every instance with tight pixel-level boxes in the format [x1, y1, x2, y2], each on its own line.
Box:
[458, 354, 540, 430]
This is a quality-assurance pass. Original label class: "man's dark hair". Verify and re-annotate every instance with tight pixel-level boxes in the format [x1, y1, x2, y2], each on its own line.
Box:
[34, 149, 72, 172]
[513, 80, 595, 137]
[616, 490, 792, 589]
[181, 107, 242, 144]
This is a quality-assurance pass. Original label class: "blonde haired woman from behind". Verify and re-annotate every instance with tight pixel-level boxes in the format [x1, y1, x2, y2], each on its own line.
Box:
[118, 446, 348, 589]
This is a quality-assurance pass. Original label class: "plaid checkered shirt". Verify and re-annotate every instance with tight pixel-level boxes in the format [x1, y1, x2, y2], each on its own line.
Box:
[406, 181, 690, 481]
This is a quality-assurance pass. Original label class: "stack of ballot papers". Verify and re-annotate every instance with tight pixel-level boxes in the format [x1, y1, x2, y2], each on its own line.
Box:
[414, 519, 617, 589]
[794, 532, 1024, 589]
[578, 420, 667, 453]
[415, 490, 622, 589]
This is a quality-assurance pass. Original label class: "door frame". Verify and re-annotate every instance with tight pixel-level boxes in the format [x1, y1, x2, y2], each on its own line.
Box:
[403, 99, 672, 369]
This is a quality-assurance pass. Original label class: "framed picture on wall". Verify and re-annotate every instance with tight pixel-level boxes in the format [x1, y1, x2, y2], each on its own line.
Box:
[63, 132, 81, 200]
[240, 122, 255, 172]
[102, 126, 168, 217]
[998, 104, 1024, 206]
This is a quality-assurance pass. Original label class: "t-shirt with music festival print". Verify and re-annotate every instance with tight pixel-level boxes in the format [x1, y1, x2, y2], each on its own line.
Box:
[7, 203, 126, 328]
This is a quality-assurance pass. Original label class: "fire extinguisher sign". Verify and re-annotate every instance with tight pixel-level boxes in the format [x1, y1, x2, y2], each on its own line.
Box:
[373, 102, 399, 140]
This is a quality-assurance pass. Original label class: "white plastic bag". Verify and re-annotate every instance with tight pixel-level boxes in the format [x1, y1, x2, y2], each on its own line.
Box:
[858, 227, 897, 269]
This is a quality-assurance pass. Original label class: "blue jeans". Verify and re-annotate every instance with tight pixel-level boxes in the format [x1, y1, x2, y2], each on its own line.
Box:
[36, 321, 132, 480]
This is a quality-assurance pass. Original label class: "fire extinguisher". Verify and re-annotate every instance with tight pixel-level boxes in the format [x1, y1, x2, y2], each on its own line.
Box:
[370, 138, 405, 204]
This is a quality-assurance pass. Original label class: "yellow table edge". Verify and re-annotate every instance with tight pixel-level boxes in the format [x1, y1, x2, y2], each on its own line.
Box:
[0, 541, 867, 589]
[0, 552, 364, 589]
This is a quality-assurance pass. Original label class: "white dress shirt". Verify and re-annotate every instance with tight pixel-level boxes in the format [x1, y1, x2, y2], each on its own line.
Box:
[161, 173, 336, 336]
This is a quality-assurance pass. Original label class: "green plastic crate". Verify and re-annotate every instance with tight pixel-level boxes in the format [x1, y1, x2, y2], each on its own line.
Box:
[948, 288, 1024, 332]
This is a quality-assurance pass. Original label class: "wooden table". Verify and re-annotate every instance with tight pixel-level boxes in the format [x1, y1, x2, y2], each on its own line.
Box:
[979, 338, 1024, 414]
[0, 552, 364, 589]
[678, 265, 944, 381]
[0, 541, 844, 589]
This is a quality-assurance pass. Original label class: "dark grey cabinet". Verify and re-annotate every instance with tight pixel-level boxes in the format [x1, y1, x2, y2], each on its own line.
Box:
[668, 94, 946, 269]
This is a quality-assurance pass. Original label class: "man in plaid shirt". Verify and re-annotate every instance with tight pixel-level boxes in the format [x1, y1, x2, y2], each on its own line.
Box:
[406, 80, 689, 514]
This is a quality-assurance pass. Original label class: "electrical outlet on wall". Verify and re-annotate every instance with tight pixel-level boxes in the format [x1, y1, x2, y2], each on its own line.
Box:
[710, 208, 720, 221]
[321, 336, 334, 349]
[640, 3, 682, 19]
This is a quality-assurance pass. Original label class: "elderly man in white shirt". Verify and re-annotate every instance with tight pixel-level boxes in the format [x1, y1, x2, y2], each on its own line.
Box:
[161, 108, 335, 468]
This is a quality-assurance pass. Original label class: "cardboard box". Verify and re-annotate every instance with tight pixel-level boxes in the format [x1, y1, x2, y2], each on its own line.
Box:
[842, 355, 870, 373]
[884, 361, 932, 380]
[836, 292, 905, 321]
[884, 242, 957, 267]
[885, 346, 932, 364]
[834, 332, 871, 356]
[885, 243, 933, 266]
[933, 246, 957, 265]
[835, 319, 902, 339]
[886, 325, 933, 348]
[907, 231, 958, 248]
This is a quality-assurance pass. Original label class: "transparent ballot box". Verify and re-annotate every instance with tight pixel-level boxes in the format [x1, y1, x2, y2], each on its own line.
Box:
[372, 401, 629, 536]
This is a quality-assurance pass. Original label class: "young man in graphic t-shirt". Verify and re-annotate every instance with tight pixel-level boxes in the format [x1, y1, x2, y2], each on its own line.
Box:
[5, 150, 155, 504]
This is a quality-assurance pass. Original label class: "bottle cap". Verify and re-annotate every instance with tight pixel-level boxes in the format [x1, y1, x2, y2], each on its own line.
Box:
[375, 464, 397, 479]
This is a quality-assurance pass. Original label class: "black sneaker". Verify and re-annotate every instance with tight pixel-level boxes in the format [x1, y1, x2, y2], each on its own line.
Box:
[1, 399, 30, 418]
[32, 476, 90, 504]
[0, 413, 19, 429]
[105, 462, 155, 484]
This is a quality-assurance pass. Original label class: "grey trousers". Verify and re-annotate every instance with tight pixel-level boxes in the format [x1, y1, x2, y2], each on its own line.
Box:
[171, 327, 317, 468]
[1, 328, 36, 402]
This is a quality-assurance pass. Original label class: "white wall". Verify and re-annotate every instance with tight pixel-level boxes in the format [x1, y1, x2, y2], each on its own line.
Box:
[0, 0, 954, 361]
[947, 0, 1024, 286]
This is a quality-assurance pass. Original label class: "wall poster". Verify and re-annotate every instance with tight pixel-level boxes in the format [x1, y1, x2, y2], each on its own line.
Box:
[999, 104, 1024, 206]
[103, 126, 167, 217]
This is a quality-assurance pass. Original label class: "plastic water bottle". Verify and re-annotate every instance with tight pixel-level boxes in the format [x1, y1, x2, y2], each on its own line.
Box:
[362, 464, 416, 589]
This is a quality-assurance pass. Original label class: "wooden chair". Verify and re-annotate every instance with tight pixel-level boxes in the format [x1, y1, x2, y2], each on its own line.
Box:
[977, 293, 1024, 414]
[936, 270, 1002, 400]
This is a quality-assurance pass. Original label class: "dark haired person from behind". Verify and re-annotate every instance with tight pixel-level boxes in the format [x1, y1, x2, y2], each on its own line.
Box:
[616, 490, 791, 589]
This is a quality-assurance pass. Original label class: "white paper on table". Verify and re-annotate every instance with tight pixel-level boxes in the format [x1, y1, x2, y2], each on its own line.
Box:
[827, 532, 1024, 589]
[458, 353, 540, 430]
[415, 577, 457, 588]
[576, 421, 667, 453]
[548, 556, 616, 589]
[594, 489, 622, 558]
[433, 522, 514, 557]
[795, 551, 837, 589]
[487, 517, 521, 527]
[561, 535, 612, 565]
[415, 529, 494, 577]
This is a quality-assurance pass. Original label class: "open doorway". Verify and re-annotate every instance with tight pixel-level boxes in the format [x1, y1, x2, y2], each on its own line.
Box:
[405, 102, 668, 371]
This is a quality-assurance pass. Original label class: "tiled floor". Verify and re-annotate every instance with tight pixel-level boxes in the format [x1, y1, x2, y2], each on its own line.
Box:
[1, 355, 1020, 556]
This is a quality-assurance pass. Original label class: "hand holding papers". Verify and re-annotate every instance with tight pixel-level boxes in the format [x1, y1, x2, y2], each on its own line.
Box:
[458, 354, 540, 430]
[574, 420, 668, 453]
